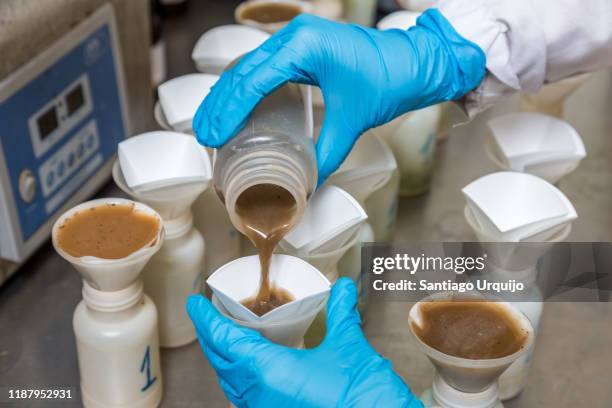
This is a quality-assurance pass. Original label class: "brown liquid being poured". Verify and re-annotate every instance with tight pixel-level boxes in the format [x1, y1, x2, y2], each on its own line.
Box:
[241, 3, 302, 23]
[56, 203, 160, 259]
[235, 183, 297, 316]
[412, 300, 528, 360]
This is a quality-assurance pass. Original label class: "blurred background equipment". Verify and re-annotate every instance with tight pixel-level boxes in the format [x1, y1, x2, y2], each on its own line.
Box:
[0, 0, 152, 286]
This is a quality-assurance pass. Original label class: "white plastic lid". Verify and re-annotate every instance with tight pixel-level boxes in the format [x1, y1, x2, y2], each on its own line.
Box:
[376, 10, 419, 30]
[191, 24, 270, 74]
[158, 74, 219, 132]
[488, 113, 586, 171]
[118, 131, 212, 193]
[282, 185, 368, 253]
[462, 172, 577, 241]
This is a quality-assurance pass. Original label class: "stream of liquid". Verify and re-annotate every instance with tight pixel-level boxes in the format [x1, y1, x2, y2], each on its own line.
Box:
[235, 183, 297, 316]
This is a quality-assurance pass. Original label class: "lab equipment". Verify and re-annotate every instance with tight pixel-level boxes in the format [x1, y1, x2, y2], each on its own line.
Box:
[234, 0, 312, 34]
[114, 131, 212, 348]
[207, 254, 330, 324]
[154, 74, 241, 280]
[52, 198, 164, 408]
[210, 83, 316, 235]
[192, 25, 270, 74]
[410, 294, 534, 408]
[188, 278, 422, 408]
[486, 113, 586, 184]
[462, 172, 577, 242]
[0, 4, 136, 284]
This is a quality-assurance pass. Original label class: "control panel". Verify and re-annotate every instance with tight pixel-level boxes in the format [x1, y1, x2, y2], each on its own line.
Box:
[0, 4, 128, 263]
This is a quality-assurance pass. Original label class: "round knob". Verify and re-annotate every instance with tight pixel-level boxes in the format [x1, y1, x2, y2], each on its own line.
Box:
[19, 169, 36, 203]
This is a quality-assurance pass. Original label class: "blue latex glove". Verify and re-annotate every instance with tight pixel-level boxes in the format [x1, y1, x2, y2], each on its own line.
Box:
[193, 9, 485, 185]
[187, 278, 423, 407]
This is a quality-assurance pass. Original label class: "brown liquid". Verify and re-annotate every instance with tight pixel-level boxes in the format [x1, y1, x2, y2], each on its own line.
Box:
[235, 183, 297, 316]
[56, 203, 160, 259]
[241, 286, 295, 316]
[412, 300, 528, 360]
[241, 3, 302, 23]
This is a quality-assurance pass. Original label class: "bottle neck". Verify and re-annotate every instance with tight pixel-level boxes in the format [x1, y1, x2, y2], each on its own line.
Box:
[82, 279, 144, 313]
[163, 210, 194, 240]
[221, 150, 309, 234]
[432, 373, 499, 408]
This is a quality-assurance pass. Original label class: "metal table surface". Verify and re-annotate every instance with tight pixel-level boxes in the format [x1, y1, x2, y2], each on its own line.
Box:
[1, 1, 612, 407]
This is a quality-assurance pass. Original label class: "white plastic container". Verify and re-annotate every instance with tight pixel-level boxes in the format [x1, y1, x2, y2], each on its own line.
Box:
[73, 282, 163, 408]
[365, 165, 400, 241]
[114, 132, 213, 347]
[207, 254, 331, 324]
[376, 10, 419, 30]
[409, 294, 534, 408]
[157, 74, 219, 133]
[52, 198, 164, 408]
[381, 105, 441, 196]
[213, 83, 316, 232]
[344, 0, 377, 26]
[152, 81, 241, 283]
[212, 294, 323, 348]
[462, 172, 577, 242]
[235, 0, 312, 34]
[191, 25, 270, 74]
[486, 113, 586, 184]
[142, 213, 204, 347]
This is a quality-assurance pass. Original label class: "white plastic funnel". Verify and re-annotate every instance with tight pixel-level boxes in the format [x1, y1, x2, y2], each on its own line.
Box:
[462, 172, 577, 242]
[464, 205, 571, 270]
[280, 226, 362, 282]
[157, 74, 219, 133]
[113, 161, 208, 220]
[487, 113, 586, 183]
[207, 255, 331, 323]
[52, 198, 164, 292]
[376, 10, 419, 30]
[328, 131, 397, 202]
[212, 294, 323, 348]
[118, 131, 212, 194]
[282, 185, 368, 253]
[408, 294, 534, 394]
[192, 25, 270, 74]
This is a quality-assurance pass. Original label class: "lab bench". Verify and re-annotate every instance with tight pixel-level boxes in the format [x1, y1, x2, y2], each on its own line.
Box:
[1, 1, 611, 407]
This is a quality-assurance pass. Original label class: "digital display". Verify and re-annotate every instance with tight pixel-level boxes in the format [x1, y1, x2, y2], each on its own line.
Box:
[66, 84, 85, 116]
[36, 107, 59, 140]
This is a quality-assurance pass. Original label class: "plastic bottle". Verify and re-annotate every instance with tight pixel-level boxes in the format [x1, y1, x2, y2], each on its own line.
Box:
[143, 212, 205, 347]
[74, 282, 163, 408]
[52, 198, 164, 408]
[213, 84, 316, 229]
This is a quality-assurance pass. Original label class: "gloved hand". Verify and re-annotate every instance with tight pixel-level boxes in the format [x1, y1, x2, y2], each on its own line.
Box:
[187, 278, 423, 408]
[193, 9, 485, 185]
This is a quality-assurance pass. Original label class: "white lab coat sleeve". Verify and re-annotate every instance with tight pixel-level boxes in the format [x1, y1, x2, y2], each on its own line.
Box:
[437, 0, 612, 117]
